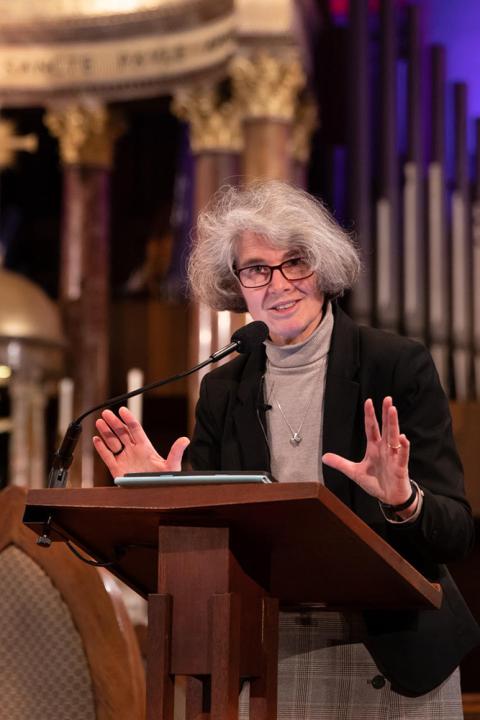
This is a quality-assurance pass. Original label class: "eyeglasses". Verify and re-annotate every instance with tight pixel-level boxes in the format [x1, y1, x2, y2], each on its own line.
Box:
[234, 257, 314, 288]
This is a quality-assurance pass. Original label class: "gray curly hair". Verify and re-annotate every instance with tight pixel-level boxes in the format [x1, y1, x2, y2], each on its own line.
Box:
[187, 180, 361, 312]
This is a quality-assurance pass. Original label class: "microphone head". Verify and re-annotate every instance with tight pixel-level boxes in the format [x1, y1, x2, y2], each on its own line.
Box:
[231, 321, 269, 354]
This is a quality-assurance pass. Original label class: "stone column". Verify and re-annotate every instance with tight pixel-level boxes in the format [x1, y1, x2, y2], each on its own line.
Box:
[229, 50, 306, 333]
[30, 383, 47, 489]
[231, 51, 305, 183]
[45, 102, 124, 487]
[172, 85, 243, 431]
[8, 378, 32, 488]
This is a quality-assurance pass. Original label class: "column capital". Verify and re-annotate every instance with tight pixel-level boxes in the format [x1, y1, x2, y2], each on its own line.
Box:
[230, 50, 305, 123]
[44, 102, 125, 168]
[171, 84, 243, 155]
[0, 119, 38, 169]
[291, 94, 318, 163]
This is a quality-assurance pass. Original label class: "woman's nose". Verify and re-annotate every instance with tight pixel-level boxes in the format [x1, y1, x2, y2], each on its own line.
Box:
[268, 266, 291, 290]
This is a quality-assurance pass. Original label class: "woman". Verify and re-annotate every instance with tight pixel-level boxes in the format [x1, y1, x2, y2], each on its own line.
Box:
[94, 181, 479, 719]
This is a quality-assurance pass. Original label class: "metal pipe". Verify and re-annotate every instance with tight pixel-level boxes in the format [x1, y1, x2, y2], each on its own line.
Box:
[427, 45, 449, 393]
[376, 0, 400, 331]
[451, 82, 472, 400]
[403, 3, 425, 343]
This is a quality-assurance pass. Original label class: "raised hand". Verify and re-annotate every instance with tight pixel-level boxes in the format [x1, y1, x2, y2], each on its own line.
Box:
[322, 396, 414, 509]
[93, 406, 190, 478]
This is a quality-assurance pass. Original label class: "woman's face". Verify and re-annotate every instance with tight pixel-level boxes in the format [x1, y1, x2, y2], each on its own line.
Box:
[234, 232, 324, 346]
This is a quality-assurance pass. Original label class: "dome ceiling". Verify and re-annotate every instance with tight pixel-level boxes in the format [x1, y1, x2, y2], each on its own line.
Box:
[0, 269, 64, 346]
[0, 268, 65, 376]
[0, 0, 235, 105]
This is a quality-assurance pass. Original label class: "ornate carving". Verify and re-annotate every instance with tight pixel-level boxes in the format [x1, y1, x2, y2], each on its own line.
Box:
[291, 94, 318, 163]
[44, 102, 125, 167]
[230, 51, 305, 123]
[0, 120, 38, 169]
[0, 3, 235, 106]
[172, 84, 243, 154]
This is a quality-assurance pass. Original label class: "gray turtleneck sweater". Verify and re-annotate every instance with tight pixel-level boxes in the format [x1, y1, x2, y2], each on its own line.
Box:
[264, 302, 334, 484]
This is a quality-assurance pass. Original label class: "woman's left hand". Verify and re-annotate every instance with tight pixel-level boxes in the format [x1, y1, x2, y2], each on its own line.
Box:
[322, 396, 415, 509]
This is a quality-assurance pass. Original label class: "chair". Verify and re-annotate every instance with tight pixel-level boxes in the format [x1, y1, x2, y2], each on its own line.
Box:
[463, 694, 480, 720]
[0, 486, 145, 720]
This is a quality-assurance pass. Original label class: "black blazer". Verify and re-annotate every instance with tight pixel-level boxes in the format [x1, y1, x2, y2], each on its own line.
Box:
[189, 305, 480, 695]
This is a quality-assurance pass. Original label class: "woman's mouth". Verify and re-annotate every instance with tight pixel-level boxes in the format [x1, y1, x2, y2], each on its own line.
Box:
[270, 300, 298, 313]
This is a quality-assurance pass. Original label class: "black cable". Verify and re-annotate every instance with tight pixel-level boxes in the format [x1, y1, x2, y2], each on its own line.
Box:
[64, 539, 157, 567]
[65, 540, 123, 567]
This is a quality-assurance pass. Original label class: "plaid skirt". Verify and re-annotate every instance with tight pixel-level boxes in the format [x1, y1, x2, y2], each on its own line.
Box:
[239, 610, 463, 720]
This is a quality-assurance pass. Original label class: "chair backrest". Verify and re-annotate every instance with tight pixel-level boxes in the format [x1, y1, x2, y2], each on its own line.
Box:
[0, 486, 145, 720]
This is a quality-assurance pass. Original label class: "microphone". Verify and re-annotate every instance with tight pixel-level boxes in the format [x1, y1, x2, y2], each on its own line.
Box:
[47, 321, 269, 490]
[211, 320, 270, 360]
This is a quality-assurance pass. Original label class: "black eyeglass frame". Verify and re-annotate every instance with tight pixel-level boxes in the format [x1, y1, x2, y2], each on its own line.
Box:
[233, 257, 315, 288]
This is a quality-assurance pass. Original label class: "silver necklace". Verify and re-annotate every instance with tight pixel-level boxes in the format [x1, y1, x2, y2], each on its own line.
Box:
[275, 393, 315, 446]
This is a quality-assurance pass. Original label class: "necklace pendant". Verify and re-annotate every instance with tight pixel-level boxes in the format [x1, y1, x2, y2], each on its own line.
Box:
[290, 433, 302, 446]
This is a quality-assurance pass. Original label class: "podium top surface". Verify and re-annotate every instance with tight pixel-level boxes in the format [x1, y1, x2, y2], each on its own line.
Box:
[24, 482, 442, 610]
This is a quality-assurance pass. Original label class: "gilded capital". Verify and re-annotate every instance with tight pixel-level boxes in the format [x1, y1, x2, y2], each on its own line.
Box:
[291, 94, 318, 163]
[0, 119, 38, 169]
[171, 85, 243, 154]
[230, 51, 305, 123]
[44, 103, 125, 168]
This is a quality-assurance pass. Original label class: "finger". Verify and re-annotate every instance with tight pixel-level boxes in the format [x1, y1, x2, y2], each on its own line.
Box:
[322, 452, 358, 480]
[92, 436, 117, 476]
[100, 409, 134, 445]
[381, 396, 393, 442]
[386, 405, 401, 450]
[95, 417, 124, 453]
[396, 433, 410, 469]
[165, 436, 190, 471]
[364, 398, 381, 442]
[118, 406, 151, 446]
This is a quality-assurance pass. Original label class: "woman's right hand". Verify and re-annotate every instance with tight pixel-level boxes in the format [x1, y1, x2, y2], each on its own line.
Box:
[93, 405, 190, 478]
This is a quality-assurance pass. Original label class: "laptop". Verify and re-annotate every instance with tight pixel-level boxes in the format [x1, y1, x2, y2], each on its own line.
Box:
[114, 470, 276, 487]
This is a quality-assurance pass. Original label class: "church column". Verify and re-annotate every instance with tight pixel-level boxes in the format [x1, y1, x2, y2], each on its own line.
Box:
[172, 85, 243, 432]
[8, 378, 32, 488]
[231, 51, 305, 183]
[29, 383, 48, 489]
[45, 102, 124, 487]
[229, 51, 305, 333]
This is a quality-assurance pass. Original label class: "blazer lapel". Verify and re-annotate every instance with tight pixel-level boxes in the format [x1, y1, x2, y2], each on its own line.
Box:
[323, 307, 361, 505]
[232, 347, 270, 471]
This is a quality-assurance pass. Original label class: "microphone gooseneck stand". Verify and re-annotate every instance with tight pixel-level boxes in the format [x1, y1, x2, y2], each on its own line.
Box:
[37, 321, 269, 549]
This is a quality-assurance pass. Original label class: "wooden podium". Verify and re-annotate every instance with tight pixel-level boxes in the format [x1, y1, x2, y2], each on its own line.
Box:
[24, 482, 442, 720]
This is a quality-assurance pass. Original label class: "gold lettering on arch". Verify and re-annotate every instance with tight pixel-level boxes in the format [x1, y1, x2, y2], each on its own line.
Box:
[0, 15, 235, 91]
